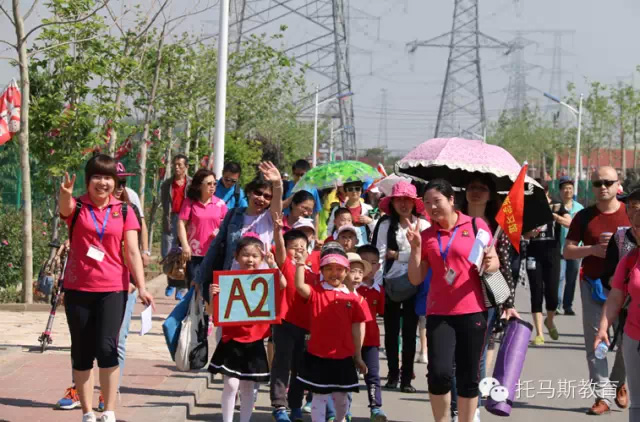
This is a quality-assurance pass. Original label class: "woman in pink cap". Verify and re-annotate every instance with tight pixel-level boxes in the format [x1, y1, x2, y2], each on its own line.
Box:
[373, 181, 430, 392]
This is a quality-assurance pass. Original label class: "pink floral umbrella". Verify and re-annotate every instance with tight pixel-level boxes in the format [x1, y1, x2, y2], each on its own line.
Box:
[395, 137, 538, 192]
[395, 137, 551, 232]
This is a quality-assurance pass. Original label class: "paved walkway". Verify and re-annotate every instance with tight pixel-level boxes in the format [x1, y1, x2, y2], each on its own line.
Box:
[0, 277, 631, 421]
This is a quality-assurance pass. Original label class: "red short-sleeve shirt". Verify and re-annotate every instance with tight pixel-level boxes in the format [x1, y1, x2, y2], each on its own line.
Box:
[279, 258, 313, 330]
[221, 323, 271, 344]
[357, 283, 385, 347]
[420, 212, 489, 316]
[63, 194, 140, 292]
[566, 204, 630, 280]
[611, 251, 640, 341]
[306, 282, 370, 359]
[171, 179, 187, 213]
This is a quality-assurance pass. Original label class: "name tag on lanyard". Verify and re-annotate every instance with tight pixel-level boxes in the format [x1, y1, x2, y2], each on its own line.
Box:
[438, 226, 460, 286]
[86, 205, 111, 262]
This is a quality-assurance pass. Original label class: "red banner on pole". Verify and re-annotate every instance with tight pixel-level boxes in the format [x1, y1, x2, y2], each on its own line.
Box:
[494, 164, 528, 253]
[0, 79, 21, 146]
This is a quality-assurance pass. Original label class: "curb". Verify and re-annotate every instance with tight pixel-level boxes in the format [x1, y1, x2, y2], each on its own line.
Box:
[164, 370, 211, 422]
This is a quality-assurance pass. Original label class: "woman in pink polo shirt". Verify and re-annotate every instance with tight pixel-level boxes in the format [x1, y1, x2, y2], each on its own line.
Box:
[407, 178, 501, 422]
[59, 154, 154, 422]
[177, 168, 228, 293]
[596, 210, 640, 422]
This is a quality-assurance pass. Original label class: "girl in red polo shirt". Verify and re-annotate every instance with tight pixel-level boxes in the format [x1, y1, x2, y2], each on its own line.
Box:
[294, 245, 370, 422]
[208, 234, 285, 422]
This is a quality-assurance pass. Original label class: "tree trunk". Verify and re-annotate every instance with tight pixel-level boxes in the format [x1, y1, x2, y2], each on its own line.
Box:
[138, 28, 165, 206]
[621, 123, 626, 180]
[107, 41, 131, 156]
[552, 151, 557, 180]
[13, 0, 33, 304]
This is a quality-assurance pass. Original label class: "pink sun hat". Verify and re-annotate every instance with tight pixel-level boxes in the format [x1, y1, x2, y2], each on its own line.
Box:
[379, 181, 425, 216]
[116, 161, 136, 177]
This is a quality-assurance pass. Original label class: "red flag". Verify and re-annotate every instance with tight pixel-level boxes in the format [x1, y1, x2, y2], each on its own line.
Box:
[494, 164, 527, 253]
[0, 80, 21, 145]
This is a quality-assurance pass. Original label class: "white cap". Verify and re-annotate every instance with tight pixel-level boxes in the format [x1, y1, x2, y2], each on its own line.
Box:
[292, 217, 315, 234]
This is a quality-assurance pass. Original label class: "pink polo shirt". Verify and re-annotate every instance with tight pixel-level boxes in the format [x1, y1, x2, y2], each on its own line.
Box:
[611, 251, 640, 341]
[420, 212, 489, 316]
[63, 194, 140, 292]
[178, 197, 228, 257]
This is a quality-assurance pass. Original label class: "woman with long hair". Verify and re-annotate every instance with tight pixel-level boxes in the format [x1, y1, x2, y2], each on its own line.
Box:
[374, 181, 430, 392]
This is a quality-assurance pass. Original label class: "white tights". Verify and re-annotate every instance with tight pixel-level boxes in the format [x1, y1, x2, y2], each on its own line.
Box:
[221, 376, 256, 422]
[311, 392, 349, 422]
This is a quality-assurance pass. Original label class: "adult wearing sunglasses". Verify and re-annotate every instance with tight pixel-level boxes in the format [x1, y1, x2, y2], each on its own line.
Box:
[564, 166, 630, 415]
[177, 169, 228, 296]
[328, 181, 377, 245]
[215, 161, 248, 209]
[198, 162, 283, 303]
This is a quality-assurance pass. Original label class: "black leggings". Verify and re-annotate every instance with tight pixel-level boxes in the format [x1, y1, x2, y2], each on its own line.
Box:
[65, 290, 127, 371]
[526, 245, 560, 313]
[426, 312, 487, 398]
[383, 294, 419, 384]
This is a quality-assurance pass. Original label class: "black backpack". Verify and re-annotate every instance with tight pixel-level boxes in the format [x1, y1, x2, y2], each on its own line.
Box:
[69, 200, 129, 242]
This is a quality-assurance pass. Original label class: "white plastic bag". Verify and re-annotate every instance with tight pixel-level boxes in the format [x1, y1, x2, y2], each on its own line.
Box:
[175, 293, 203, 371]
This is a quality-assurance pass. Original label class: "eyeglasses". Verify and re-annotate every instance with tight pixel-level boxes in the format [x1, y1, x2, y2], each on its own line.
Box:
[253, 190, 273, 200]
[205, 181, 216, 186]
[117, 180, 126, 188]
[223, 177, 237, 184]
[345, 186, 362, 193]
[592, 180, 618, 188]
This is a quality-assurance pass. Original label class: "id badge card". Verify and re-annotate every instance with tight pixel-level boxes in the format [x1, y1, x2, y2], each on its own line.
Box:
[445, 267, 457, 286]
[87, 245, 105, 262]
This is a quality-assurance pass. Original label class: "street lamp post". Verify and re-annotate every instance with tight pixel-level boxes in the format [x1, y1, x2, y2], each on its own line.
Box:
[312, 90, 354, 167]
[211, 0, 230, 178]
[544, 92, 583, 197]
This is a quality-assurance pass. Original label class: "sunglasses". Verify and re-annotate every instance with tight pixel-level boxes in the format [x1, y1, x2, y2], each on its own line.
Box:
[223, 177, 238, 184]
[592, 180, 618, 188]
[253, 190, 273, 200]
[117, 180, 126, 188]
[345, 186, 362, 193]
[467, 185, 489, 193]
[205, 181, 216, 186]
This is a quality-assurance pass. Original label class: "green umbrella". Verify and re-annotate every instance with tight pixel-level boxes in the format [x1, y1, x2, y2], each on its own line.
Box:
[292, 161, 380, 193]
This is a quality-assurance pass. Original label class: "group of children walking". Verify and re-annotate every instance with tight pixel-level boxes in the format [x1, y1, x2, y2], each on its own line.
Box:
[207, 207, 390, 422]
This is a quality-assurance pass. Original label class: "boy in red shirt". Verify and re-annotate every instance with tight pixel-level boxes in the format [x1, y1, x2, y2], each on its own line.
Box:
[325, 207, 353, 242]
[271, 218, 316, 422]
[355, 246, 387, 422]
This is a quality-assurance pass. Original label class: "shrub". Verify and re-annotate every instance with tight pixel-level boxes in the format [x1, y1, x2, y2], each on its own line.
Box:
[0, 205, 53, 292]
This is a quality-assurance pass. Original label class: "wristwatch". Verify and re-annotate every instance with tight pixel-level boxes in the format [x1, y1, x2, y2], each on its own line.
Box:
[143, 250, 151, 256]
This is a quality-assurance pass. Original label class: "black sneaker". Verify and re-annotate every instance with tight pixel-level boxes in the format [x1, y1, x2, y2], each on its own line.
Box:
[563, 309, 576, 316]
[400, 383, 416, 393]
[384, 376, 399, 389]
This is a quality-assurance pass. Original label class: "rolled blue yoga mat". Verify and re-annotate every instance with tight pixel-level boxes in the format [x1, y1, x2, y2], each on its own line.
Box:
[485, 318, 533, 416]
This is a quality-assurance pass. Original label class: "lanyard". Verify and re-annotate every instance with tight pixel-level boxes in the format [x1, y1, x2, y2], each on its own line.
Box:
[88, 205, 111, 243]
[437, 226, 459, 264]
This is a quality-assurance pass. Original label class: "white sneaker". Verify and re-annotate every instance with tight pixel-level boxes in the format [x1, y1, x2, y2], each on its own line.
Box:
[451, 412, 458, 422]
[474, 408, 481, 422]
[82, 413, 97, 422]
[99, 413, 116, 422]
[417, 353, 428, 364]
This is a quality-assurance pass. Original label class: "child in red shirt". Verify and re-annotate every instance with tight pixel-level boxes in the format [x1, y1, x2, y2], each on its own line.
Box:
[270, 218, 316, 421]
[325, 207, 353, 242]
[294, 245, 369, 422]
[208, 234, 285, 422]
[355, 245, 387, 421]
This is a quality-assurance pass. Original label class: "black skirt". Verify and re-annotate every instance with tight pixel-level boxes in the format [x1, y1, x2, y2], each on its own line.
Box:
[208, 339, 270, 382]
[296, 351, 360, 394]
